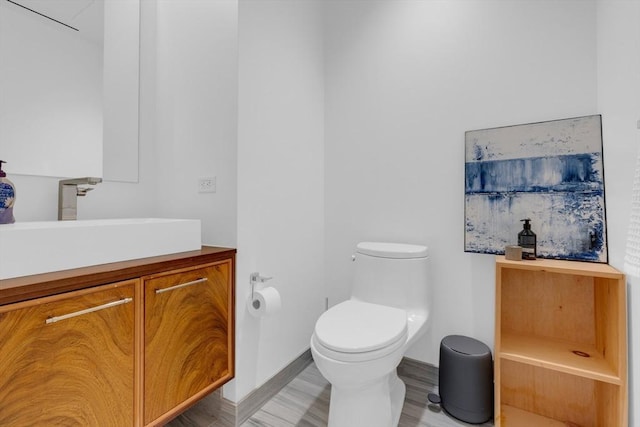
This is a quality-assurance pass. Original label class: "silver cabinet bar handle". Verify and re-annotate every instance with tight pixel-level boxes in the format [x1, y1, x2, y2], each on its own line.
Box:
[155, 278, 208, 295]
[45, 297, 133, 324]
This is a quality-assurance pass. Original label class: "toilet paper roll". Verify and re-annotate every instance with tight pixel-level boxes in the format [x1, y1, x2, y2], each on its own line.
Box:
[248, 287, 281, 317]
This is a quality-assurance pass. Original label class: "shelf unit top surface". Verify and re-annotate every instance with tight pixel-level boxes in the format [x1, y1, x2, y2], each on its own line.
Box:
[495, 256, 624, 278]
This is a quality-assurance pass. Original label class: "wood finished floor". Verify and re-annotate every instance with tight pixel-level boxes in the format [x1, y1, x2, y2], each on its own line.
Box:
[241, 362, 493, 427]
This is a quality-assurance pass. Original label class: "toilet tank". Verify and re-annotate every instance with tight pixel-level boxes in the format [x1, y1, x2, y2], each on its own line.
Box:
[351, 242, 430, 314]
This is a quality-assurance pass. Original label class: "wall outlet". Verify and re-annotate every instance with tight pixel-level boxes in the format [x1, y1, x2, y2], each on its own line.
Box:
[198, 177, 216, 193]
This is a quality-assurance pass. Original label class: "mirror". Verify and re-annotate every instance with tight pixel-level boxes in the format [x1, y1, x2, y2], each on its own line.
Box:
[0, 0, 140, 182]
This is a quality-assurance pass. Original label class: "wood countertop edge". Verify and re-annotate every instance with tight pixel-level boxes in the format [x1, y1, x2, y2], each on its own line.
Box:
[0, 246, 236, 306]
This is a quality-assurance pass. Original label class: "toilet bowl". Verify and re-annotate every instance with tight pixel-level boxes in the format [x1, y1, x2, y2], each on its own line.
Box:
[311, 242, 430, 427]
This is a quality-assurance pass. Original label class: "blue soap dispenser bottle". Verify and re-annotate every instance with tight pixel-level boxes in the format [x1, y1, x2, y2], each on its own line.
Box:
[0, 160, 16, 224]
[518, 218, 536, 260]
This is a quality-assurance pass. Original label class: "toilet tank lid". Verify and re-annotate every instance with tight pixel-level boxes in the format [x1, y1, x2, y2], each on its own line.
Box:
[356, 242, 428, 259]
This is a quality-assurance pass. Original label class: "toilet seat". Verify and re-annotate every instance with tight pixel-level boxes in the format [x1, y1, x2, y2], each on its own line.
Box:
[313, 300, 408, 362]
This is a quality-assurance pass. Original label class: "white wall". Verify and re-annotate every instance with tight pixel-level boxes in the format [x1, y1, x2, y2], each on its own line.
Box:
[229, 0, 325, 402]
[153, 0, 238, 248]
[324, 0, 598, 364]
[597, 1, 640, 424]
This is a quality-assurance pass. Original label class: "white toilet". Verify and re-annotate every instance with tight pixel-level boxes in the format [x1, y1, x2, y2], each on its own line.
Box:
[311, 241, 430, 427]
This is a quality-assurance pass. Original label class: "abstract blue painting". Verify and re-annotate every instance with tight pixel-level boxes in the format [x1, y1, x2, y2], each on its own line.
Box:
[464, 115, 608, 263]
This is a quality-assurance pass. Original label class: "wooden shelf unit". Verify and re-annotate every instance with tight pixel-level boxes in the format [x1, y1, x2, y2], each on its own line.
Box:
[494, 256, 627, 427]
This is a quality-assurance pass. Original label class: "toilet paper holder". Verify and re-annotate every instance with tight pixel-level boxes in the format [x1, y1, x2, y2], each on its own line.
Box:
[250, 272, 272, 302]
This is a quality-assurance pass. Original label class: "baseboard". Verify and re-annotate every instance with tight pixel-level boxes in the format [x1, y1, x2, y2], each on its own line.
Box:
[215, 394, 236, 427]
[236, 349, 314, 425]
[234, 353, 437, 425]
[172, 351, 436, 427]
[398, 356, 439, 387]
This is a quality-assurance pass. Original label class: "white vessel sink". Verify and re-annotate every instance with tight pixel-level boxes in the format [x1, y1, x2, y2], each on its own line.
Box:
[0, 218, 201, 279]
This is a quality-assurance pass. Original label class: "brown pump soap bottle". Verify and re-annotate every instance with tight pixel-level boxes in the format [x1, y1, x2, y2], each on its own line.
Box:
[518, 218, 536, 260]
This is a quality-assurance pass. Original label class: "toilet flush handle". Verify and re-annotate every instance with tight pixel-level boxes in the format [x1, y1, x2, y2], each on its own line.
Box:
[351, 254, 356, 261]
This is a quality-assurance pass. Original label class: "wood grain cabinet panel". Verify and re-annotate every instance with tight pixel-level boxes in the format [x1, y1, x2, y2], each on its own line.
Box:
[494, 257, 627, 427]
[0, 280, 136, 427]
[0, 247, 235, 427]
[143, 260, 233, 425]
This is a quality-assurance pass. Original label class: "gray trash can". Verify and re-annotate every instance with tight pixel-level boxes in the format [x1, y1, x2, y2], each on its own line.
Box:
[439, 335, 493, 424]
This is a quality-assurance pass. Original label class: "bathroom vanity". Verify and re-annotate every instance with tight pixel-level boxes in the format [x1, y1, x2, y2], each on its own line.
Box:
[0, 246, 235, 427]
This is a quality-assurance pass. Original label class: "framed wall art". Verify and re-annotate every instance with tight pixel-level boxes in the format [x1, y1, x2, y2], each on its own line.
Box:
[464, 115, 608, 263]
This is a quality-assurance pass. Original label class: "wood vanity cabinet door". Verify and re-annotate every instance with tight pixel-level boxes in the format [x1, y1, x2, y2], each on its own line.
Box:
[0, 281, 136, 426]
[143, 260, 232, 425]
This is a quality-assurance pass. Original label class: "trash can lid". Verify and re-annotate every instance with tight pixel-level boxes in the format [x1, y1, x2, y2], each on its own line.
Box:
[442, 335, 491, 356]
